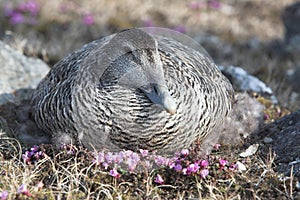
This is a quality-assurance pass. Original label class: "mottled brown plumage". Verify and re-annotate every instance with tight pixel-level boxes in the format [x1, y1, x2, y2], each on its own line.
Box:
[31, 28, 234, 155]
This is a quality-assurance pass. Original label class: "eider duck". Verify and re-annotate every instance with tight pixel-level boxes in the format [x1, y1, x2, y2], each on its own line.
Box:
[31, 28, 234, 155]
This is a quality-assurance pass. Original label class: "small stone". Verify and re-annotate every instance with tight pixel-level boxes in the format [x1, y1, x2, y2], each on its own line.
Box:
[236, 161, 247, 171]
[239, 144, 259, 157]
[0, 41, 49, 105]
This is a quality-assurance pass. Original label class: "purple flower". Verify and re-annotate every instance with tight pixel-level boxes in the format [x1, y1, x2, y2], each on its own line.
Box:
[105, 152, 114, 164]
[17, 184, 32, 196]
[126, 152, 140, 172]
[93, 152, 105, 165]
[130, 152, 140, 161]
[139, 149, 148, 157]
[102, 162, 109, 169]
[60, 143, 67, 150]
[168, 157, 179, 169]
[16, 0, 40, 16]
[22, 151, 33, 163]
[154, 174, 164, 184]
[200, 169, 209, 179]
[209, 0, 221, 9]
[124, 150, 133, 157]
[0, 191, 8, 200]
[168, 160, 176, 169]
[180, 149, 189, 157]
[188, 1, 204, 10]
[264, 114, 270, 120]
[219, 159, 228, 167]
[113, 152, 124, 164]
[187, 163, 200, 174]
[173, 164, 183, 171]
[60, 144, 75, 154]
[214, 143, 221, 149]
[24, 0, 40, 16]
[9, 12, 25, 25]
[109, 168, 121, 178]
[30, 145, 39, 153]
[154, 155, 169, 166]
[83, 13, 94, 25]
[34, 151, 43, 159]
[174, 151, 181, 158]
[200, 160, 209, 168]
[229, 164, 238, 171]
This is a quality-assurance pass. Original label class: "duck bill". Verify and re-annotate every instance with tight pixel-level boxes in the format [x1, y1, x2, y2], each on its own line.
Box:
[141, 83, 177, 114]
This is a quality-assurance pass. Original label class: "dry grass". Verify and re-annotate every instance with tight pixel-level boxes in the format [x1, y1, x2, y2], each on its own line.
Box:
[1, 118, 299, 200]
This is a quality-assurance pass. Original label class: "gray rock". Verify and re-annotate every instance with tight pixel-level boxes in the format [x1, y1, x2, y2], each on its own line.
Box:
[0, 41, 51, 145]
[0, 41, 49, 105]
[219, 65, 278, 104]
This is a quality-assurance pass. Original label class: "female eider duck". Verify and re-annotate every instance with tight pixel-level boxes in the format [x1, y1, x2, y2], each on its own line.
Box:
[31, 28, 234, 155]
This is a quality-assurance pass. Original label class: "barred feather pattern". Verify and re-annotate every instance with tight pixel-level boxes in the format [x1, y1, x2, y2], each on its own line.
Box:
[31, 29, 234, 154]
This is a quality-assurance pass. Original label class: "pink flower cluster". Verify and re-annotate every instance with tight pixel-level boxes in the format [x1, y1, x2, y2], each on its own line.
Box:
[3, 0, 40, 25]
[93, 148, 230, 184]
[0, 182, 44, 200]
[93, 149, 143, 177]
[0, 191, 8, 200]
[83, 13, 95, 26]
[22, 145, 45, 164]
[153, 149, 211, 183]
[189, 0, 222, 10]
[60, 143, 76, 154]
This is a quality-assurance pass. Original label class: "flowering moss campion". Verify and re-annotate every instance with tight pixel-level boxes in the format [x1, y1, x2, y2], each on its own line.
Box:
[3, 0, 40, 25]
[173, 163, 183, 171]
[200, 160, 209, 168]
[139, 149, 149, 157]
[0, 191, 8, 200]
[109, 168, 121, 178]
[83, 13, 94, 25]
[154, 174, 164, 184]
[105, 152, 114, 164]
[229, 163, 238, 171]
[200, 169, 209, 178]
[126, 152, 140, 172]
[180, 149, 189, 157]
[219, 159, 228, 167]
[22, 145, 44, 164]
[186, 163, 200, 174]
[93, 152, 105, 165]
[154, 155, 169, 167]
[214, 143, 221, 150]
[17, 184, 32, 197]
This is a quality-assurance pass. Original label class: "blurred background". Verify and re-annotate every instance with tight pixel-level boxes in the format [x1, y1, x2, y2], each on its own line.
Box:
[0, 0, 299, 109]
